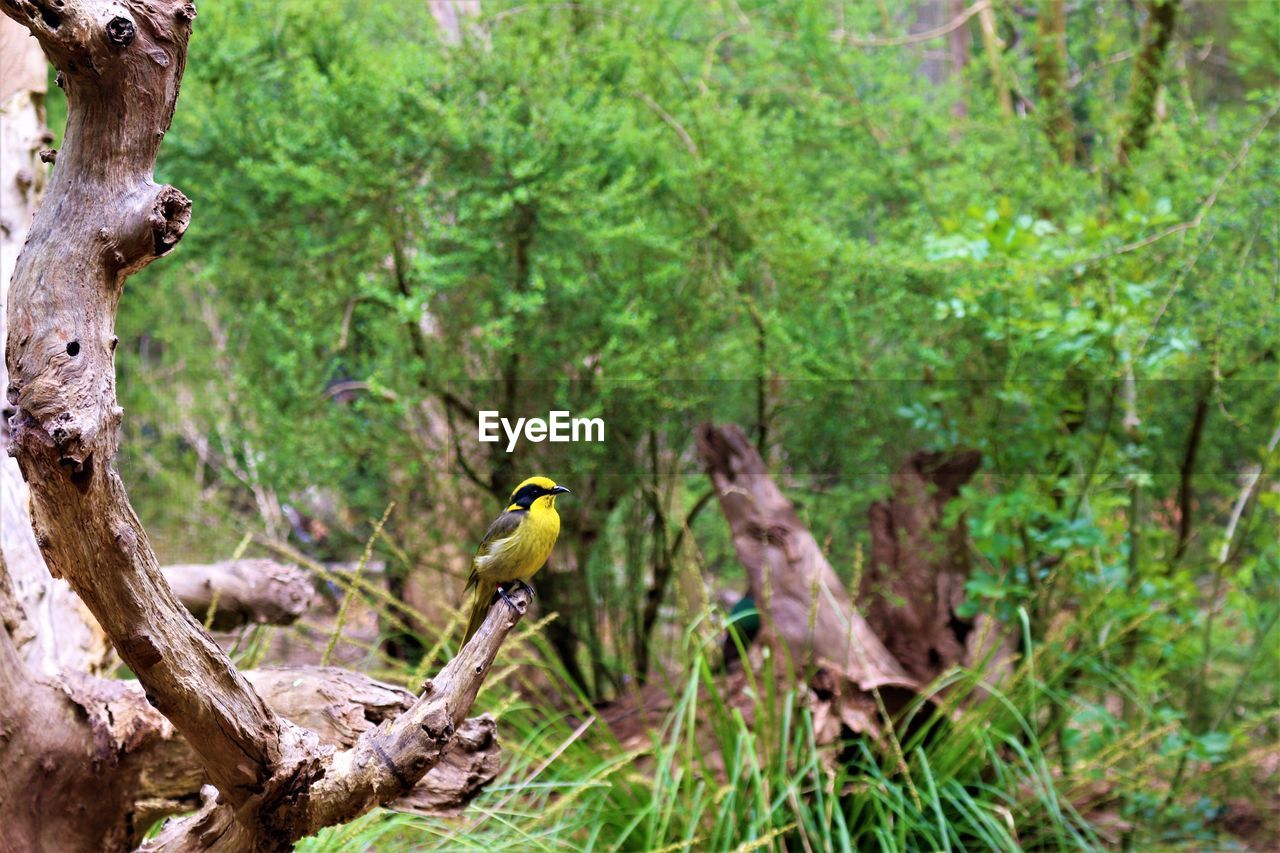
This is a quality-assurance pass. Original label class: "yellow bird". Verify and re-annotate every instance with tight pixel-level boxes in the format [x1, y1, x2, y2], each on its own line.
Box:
[462, 476, 570, 643]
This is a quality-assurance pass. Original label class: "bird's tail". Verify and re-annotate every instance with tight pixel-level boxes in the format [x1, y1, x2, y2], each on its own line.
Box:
[462, 578, 496, 645]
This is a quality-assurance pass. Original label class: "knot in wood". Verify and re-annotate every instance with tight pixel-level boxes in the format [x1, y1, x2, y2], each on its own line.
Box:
[150, 186, 192, 255]
[114, 525, 138, 553]
[121, 633, 163, 669]
[106, 16, 136, 47]
[418, 718, 454, 743]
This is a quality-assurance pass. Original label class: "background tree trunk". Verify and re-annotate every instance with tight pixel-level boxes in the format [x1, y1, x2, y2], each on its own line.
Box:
[427, 0, 480, 45]
[695, 424, 916, 694]
[1035, 0, 1077, 164]
[1112, 0, 1180, 194]
[948, 0, 971, 119]
[977, 0, 1013, 117]
[861, 450, 1013, 685]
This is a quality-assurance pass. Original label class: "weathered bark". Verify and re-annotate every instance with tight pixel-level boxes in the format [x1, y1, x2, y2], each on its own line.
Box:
[2, 552, 498, 850]
[1, 2, 524, 848]
[242, 668, 501, 818]
[162, 559, 313, 630]
[695, 424, 915, 695]
[1, 637, 499, 848]
[861, 450, 1011, 685]
[1035, 0, 1076, 164]
[0, 614, 186, 851]
[2, 0, 301, 817]
[0, 13, 113, 677]
[142, 587, 530, 850]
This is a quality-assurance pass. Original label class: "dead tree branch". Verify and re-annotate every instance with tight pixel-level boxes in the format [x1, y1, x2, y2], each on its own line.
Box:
[695, 424, 916, 698]
[0, 1, 523, 847]
[142, 587, 530, 849]
[162, 559, 313, 630]
[862, 450, 1013, 685]
[2, 553, 502, 850]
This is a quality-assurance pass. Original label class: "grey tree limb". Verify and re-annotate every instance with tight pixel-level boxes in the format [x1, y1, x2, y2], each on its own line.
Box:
[0, 1, 521, 847]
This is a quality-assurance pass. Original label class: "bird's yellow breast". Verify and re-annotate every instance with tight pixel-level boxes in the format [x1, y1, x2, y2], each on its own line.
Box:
[475, 498, 561, 583]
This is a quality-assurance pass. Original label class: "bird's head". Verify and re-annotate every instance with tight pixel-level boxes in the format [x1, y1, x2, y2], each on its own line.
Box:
[506, 476, 570, 512]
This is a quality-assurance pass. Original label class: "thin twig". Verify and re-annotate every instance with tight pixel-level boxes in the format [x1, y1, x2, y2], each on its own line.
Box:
[828, 0, 990, 48]
[1084, 100, 1278, 265]
[1217, 421, 1280, 566]
[1166, 418, 1280, 803]
[634, 92, 698, 157]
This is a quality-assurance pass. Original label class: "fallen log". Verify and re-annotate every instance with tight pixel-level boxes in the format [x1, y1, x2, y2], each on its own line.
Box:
[162, 559, 313, 630]
[2, 562, 499, 850]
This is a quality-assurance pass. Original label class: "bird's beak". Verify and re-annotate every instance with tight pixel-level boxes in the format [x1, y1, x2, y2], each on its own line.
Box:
[550, 485, 570, 495]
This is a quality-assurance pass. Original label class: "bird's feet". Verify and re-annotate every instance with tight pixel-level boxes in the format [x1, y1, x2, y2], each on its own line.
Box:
[495, 585, 522, 612]
[513, 579, 536, 599]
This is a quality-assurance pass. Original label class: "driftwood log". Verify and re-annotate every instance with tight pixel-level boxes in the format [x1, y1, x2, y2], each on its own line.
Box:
[0, 1, 525, 848]
[162, 559, 313, 631]
[1, 555, 500, 849]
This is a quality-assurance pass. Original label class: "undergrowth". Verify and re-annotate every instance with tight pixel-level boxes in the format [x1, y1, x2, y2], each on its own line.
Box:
[277, 597, 1250, 852]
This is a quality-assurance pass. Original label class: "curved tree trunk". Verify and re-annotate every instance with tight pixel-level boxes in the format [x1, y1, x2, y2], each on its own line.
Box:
[1, 2, 527, 848]
[0, 14, 113, 676]
[1035, 0, 1077, 165]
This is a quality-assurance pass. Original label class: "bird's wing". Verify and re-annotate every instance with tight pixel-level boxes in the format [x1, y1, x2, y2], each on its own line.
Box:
[467, 509, 528, 586]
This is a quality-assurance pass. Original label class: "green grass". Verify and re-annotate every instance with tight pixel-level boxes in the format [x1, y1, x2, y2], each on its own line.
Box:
[291, 605, 1203, 853]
